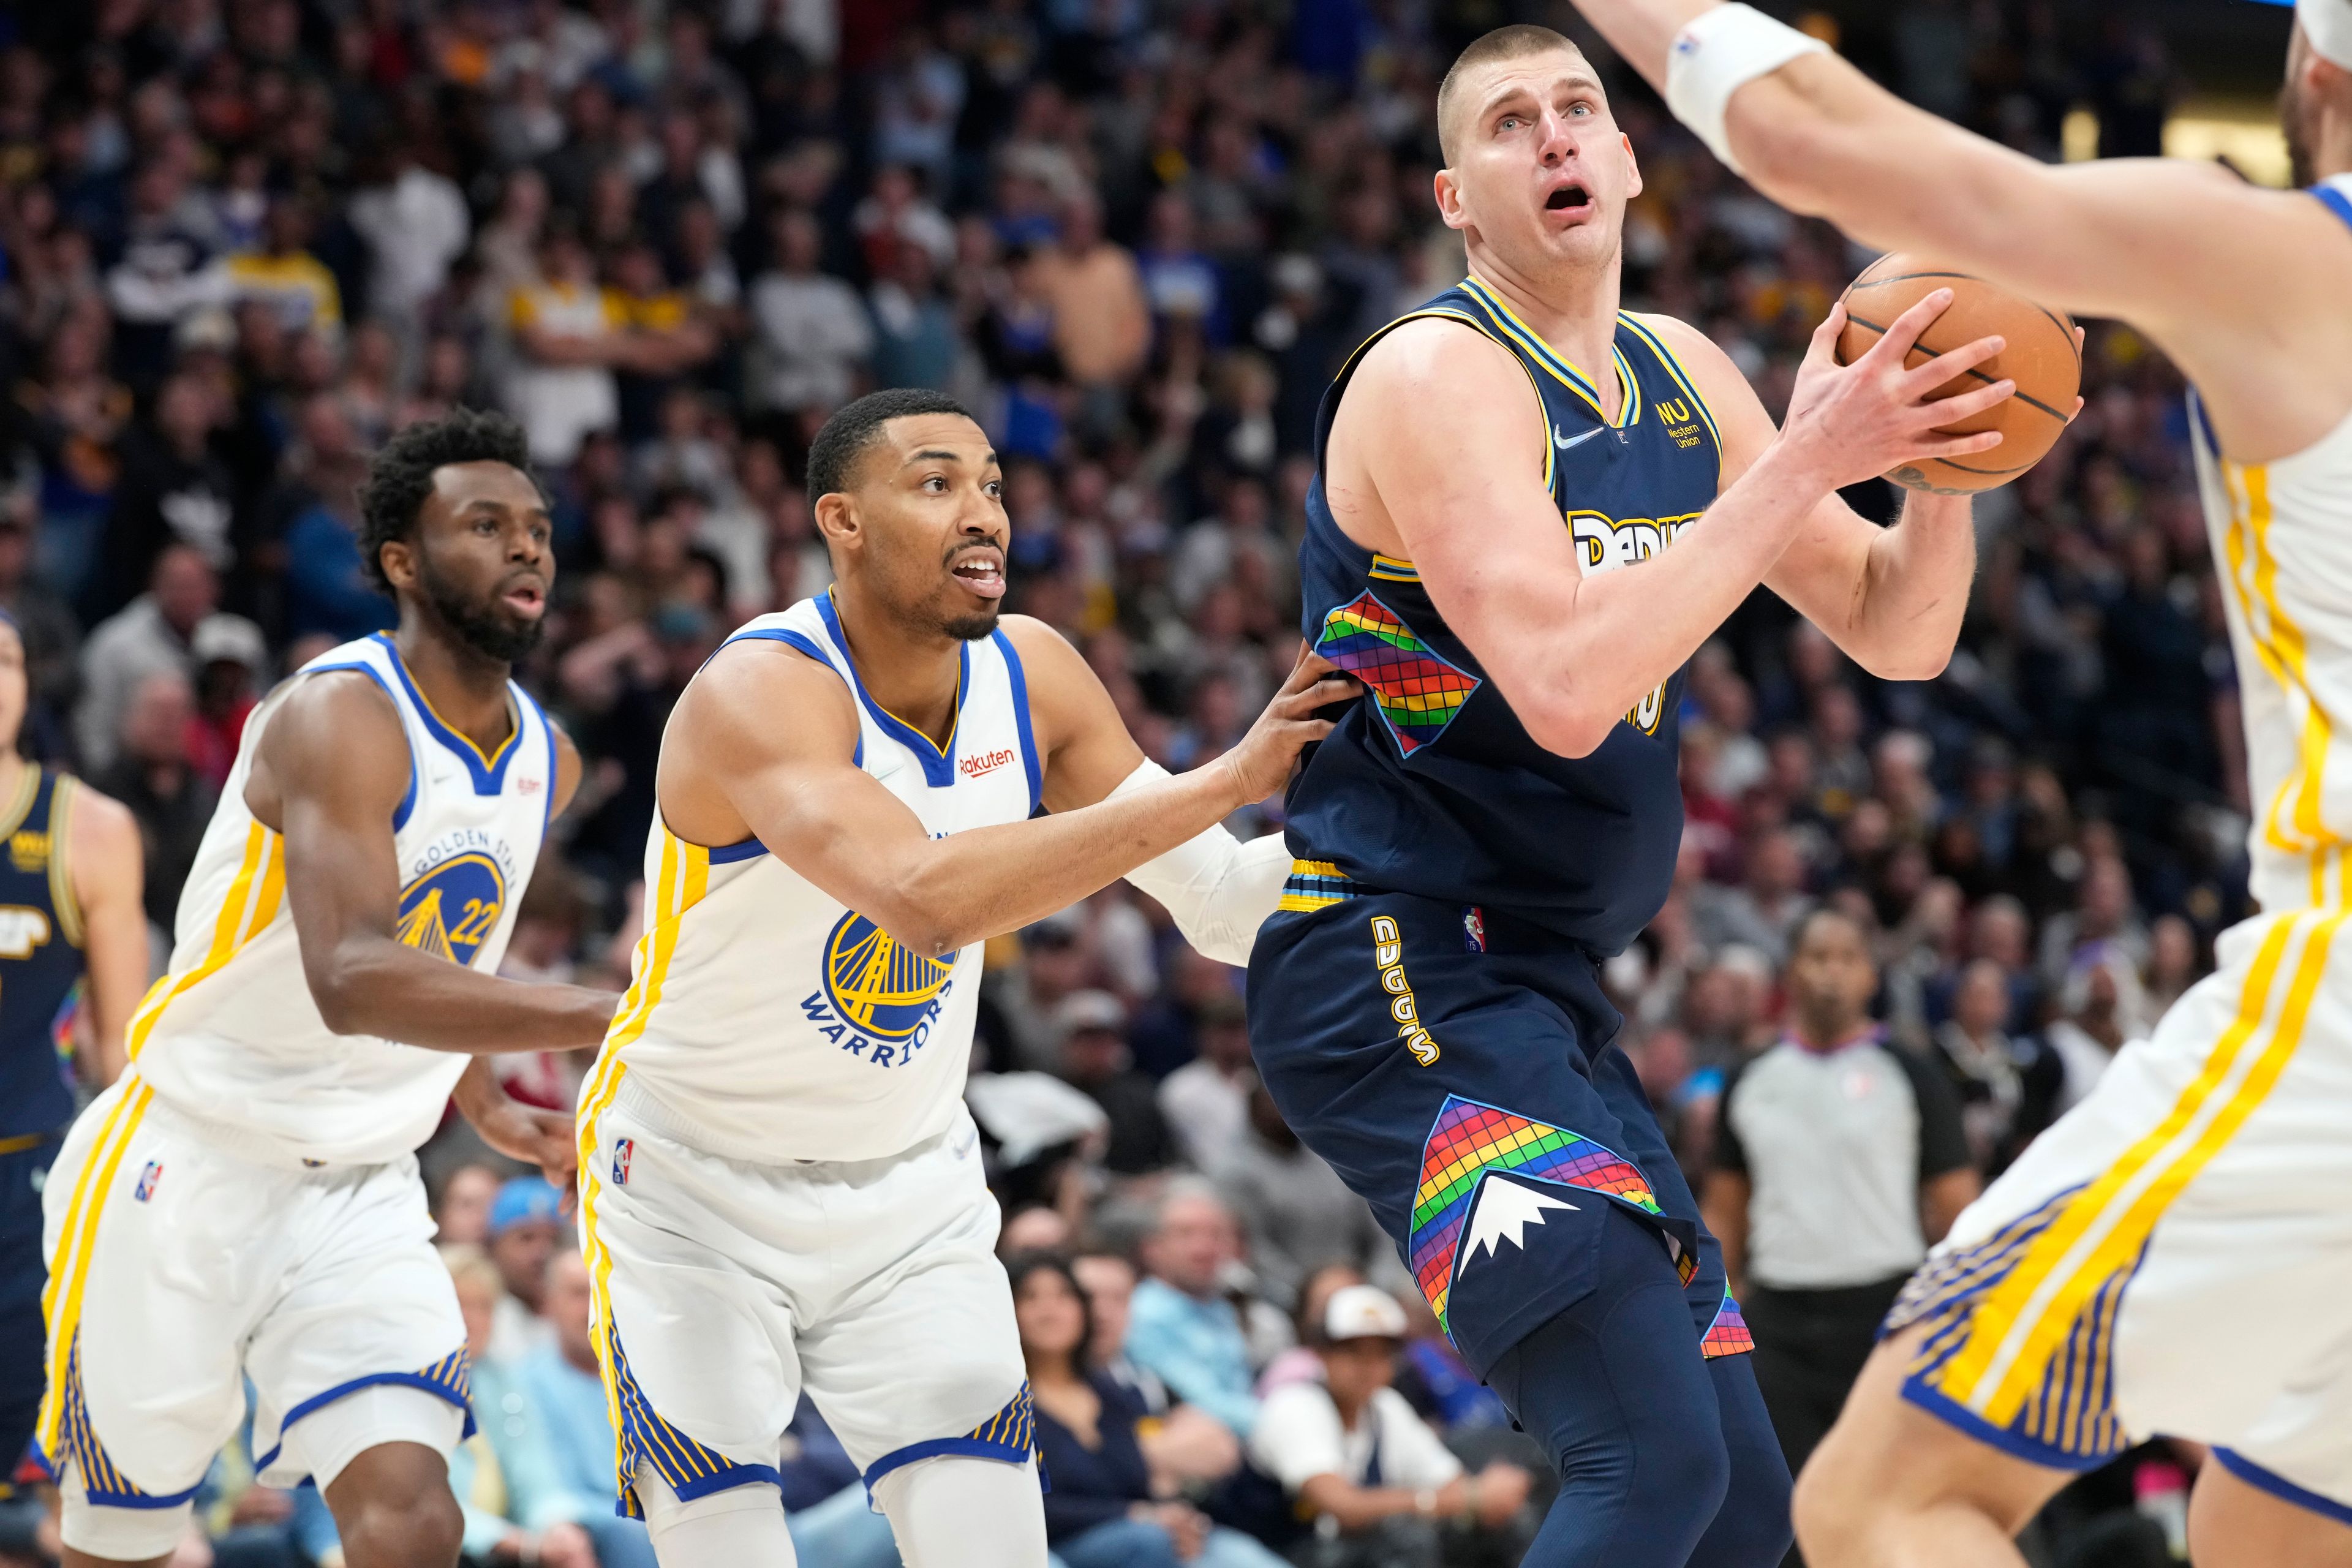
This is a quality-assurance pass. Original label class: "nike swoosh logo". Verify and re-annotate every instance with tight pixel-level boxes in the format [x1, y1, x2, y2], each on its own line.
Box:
[1554, 424, 1605, 451]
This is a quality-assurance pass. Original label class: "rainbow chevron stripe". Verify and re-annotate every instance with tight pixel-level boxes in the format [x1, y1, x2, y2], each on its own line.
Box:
[1702, 1292, 1754, 1359]
[1408, 1095, 1663, 1332]
[1314, 594, 1479, 758]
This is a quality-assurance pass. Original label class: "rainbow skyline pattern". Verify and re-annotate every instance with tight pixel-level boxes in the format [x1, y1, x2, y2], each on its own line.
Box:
[1314, 593, 1479, 758]
[1702, 1291, 1754, 1359]
[1408, 1095, 1664, 1332]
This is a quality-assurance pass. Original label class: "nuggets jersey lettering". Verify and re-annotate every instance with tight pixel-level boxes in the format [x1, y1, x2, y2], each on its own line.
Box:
[127, 633, 556, 1164]
[0, 768, 89, 1137]
[584, 594, 1041, 1165]
[2190, 176, 2352, 917]
[1286, 277, 1723, 952]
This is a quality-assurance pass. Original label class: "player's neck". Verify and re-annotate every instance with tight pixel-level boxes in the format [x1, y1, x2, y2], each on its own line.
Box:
[390, 619, 514, 754]
[1790, 1019, 1875, 1055]
[826, 584, 963, 749]
[1462, 251, 1626, 420]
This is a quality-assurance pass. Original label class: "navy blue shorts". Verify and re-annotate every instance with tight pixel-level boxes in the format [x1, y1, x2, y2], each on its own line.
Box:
[1248, 876, 1750, 1379]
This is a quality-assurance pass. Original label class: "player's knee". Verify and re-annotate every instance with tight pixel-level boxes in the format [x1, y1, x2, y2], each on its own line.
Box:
[1630, 1415, 1732, 1521]
[1789, 1434, 1875, 1567]
[339, 1485, 464, 1568]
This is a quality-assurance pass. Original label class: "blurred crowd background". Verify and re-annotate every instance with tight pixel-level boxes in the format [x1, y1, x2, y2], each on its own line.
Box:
[0, 0, 2293, 1562]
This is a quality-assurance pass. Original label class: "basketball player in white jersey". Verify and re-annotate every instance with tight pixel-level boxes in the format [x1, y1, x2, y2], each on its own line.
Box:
[39, 410, 618, 1568]
[1565, 0, 2352, 1561]
[573, 386, 1351, 1567]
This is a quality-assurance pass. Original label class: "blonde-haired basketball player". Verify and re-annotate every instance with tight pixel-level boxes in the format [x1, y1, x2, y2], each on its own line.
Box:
[573, 386, 1349, 1567]
[40, 409, 612, 1568]
[1566, 0, 2352, 1561]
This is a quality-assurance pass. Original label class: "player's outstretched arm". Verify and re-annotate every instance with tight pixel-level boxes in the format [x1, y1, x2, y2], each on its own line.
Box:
[63, 782, 147, 1086]
[1000, 614, 1300, 965]
[667, 639, 1351, 960]
[1568, 0, 2352, 459]
[1344, 292, 2011, 756]
[252, 672, 619, 1052]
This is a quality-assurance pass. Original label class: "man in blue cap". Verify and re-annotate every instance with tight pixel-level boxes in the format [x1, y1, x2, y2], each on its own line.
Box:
[486, 1177, 567, 1365]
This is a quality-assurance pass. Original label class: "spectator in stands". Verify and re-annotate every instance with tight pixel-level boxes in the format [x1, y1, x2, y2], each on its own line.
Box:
[95, 668, 215, 938]
[505, 225, 625, 467]
[1012, 1253, 1285, 1568]
[1158, 995, 1253, 1170]
[1930, 958, 2065, 1177]
[345, 139, 470, 347]
[184, 616, 265, 790]
[1694, 824, 1814, 967]
[224, 194, 342, 338]
[443, 1244, 606, 1568]
[774, 1397, 902, 1568]
[1126, 1180, 1261, 1439]
[104, 159, 229, 382]
[486, 1176, 565, 1362]
[96, 371, 236, 617]
[1245, 1286, 1532, 1566]
[434, 1163, 503, 1248]
[1214, 1082, 1393, 1312]
[1056, 989, 1174, 1174]
[1035, 194, 1149, 422]
[77, 543, 236, 769]
[513, 1251, 660, 1568]
[2046, 949, 2141, 1110]
[2038, 853, 2151, 990]
[749, 208, 871, 415]
[1705, 908, 1979, 1487]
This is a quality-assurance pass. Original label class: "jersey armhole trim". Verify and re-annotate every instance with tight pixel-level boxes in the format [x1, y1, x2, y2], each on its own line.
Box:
[369, 633, 523, 796]
[719, 627, 865, 771]
[992, 628, 1044, 815]
[1319, 307, 1558, 496]
[2312, 181, 2352, 234]
[48, 772, 85, 948]
[523, 686, 559, 840]
[1619, 314, 1727, 489]
[303, 662, 419, 831]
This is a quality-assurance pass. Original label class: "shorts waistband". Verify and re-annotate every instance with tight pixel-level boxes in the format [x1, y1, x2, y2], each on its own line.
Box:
[608, 1074, 960, 1172]
[134, 1080, 394, 1174]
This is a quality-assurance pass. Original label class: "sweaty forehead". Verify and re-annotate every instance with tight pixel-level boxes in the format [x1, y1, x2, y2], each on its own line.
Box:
[426, 460, 544, 519]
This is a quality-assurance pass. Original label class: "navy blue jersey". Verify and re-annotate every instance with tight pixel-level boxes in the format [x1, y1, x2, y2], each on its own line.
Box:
[1286, 276, 1725, 955]
[0, 769, 88, 1137]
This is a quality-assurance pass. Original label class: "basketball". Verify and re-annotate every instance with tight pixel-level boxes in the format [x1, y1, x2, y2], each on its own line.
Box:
[1834, 253, 2081, 494]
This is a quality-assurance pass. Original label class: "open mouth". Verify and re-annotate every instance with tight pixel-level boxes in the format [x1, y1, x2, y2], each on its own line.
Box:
[949, 552, 1006, 600]
[1546, 181, 1594, 217]
[499, 579, 546, 616]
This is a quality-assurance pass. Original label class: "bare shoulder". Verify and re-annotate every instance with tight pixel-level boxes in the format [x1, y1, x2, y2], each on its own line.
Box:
[994, 613, 1118, 749]
[1625, 312, 1749, 394]
[262, 668, 410, 775]
[62, 778, 140, 865]
[1348, 314, 1529, 407]
[674, 633, 858, 761]
[996, 614, 1088, 679]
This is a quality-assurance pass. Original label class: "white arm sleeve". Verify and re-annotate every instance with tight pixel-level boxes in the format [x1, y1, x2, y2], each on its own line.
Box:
[1112, 759, 1291, 967]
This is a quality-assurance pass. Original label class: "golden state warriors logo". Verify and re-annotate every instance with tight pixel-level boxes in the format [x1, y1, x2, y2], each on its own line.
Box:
[822, 911, 952, 1041]
[396, 853, 507, 966]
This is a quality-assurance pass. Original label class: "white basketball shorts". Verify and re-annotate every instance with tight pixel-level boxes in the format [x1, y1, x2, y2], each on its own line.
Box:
[1886, 907, 2352, 1520]
[37, 1077, 472, 1518]
[576, 1072, 1036, 1517]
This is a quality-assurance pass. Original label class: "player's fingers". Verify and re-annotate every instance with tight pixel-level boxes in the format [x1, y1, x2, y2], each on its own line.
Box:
[1868, 288, 1955, 365]
[1915, 430, 2006, 459]
[1799, 301, 1847, 366]
[1281, 649, 1340, 692]
[1919, 379, 2016, 425]
[1904, 334, 2004, 394]
[2065, 394, 2086, 425]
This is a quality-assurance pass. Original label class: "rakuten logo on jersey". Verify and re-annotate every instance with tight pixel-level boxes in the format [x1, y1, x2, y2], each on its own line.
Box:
[959, 748, 1016, 780]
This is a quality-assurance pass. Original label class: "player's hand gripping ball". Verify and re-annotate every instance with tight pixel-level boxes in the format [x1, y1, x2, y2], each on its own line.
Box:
[1835, 253, 2081, 494]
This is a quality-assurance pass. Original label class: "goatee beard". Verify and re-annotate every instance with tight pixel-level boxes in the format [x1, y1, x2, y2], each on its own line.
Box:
[419, 556, 545, 664]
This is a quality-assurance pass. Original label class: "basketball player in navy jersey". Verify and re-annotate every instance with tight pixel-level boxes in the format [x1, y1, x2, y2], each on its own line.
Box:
[0, 616, 148, 1504]
[1246, 24, 2034, 1568]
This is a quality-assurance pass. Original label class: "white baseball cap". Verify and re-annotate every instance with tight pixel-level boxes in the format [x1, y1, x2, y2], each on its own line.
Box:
[1323, 1286, 1409, 1344]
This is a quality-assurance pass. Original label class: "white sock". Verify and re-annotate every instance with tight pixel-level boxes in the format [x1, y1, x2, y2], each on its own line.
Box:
[872, 1455, 1049, 1568]
[637, 1466, 798, 1568]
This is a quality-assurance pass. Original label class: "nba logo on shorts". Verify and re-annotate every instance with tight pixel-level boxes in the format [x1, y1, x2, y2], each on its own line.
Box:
[134, 1161, 164, 1202]
[612, 1138, 633, 1186]
[1463, 905, 1487, 954]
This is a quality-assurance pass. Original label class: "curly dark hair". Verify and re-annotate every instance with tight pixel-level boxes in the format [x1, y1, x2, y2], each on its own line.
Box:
[353, 407, 539, 594]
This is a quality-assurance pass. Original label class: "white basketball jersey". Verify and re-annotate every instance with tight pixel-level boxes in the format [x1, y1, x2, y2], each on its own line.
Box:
[2192, 175, 2352, 914]
[128, 633, 557, 1165]
[585, 594, 1041, 1165]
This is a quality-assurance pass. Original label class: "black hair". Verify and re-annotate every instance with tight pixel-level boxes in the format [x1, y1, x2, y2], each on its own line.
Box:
[805, 388, 975, 502]
[1003, 1251, 1098, 1372]
[354, 407, 538, 593]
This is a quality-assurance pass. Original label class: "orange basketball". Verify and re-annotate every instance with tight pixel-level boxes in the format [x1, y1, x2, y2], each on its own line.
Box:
[1833, 253, 2079, 494]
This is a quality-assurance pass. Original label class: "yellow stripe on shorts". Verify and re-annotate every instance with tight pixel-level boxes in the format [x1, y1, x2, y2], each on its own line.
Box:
[1934, 910, 2338, 1423]
[35, 1078, 154, 1457]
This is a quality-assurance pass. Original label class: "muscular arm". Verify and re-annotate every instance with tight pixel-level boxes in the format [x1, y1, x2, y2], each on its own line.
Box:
[654, 639, 1343, 960]
[64, 784, 147, 1087]
[1330, 303, 2008, 756]
[1567, 0, 2352, 461]
[1641, 312, 1973, 682]
[249, 673, 617, 1052]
